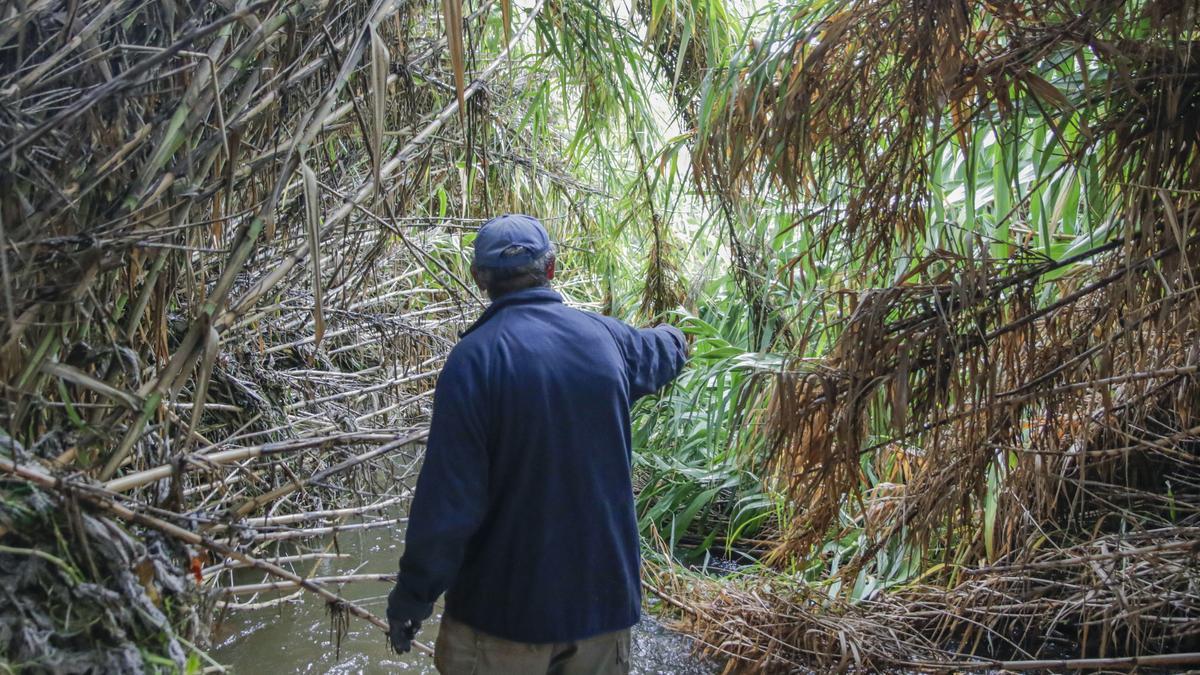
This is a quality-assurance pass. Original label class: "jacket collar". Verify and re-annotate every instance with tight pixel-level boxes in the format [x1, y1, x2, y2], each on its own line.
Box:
[461, 286, 563, 337]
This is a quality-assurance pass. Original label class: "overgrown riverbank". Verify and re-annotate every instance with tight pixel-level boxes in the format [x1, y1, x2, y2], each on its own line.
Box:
[0, 462, 210, 672]
[3, 0, 1199, 671]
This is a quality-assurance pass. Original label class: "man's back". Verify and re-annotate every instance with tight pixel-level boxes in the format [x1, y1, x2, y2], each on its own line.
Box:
[392, 287, 688, 644]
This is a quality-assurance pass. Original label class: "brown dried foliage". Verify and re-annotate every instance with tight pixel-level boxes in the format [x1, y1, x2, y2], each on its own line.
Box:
[686, 0, 1200, 669]
[0, 0, 548, 661]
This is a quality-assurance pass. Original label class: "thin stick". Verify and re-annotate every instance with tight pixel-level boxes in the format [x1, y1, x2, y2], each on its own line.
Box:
[105, 431, 414, 493]
[923, 652, 1200, 672]
[220, 573, 396, 594]
[228, 516, 405, 543]
[230, 429, 428, 518]
[203, 552, 349, 576]
[241, 496, 406, 527]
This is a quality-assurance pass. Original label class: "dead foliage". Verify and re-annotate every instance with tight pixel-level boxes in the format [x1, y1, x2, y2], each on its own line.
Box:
[0, 0, 552, 665]
[687, 0, 1200, 669]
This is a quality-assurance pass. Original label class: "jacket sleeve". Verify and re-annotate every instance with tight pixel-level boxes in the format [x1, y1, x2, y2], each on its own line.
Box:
[390, 349, 489, 622]
[603, 320, 689, 400]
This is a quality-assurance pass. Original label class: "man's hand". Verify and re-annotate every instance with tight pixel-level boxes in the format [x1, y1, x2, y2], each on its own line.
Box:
[388, 617, 420, 654]
[656, 323, 690, 358]
[386, 582, 424, 654]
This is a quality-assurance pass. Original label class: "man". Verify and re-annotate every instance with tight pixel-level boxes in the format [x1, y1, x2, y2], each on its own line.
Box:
[386, 214, 688, 674]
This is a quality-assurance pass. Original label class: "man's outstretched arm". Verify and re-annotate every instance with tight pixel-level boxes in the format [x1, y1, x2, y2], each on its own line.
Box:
[600, 319, 689, 399]
[387, 350, 489, 650]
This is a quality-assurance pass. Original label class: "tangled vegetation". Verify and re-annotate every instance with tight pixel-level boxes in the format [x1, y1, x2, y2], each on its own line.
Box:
[2, 0, 1198, 672]
[632, 0, 1200, 670]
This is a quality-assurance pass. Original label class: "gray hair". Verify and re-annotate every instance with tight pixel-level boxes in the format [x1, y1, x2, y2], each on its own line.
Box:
[472, 245, 556, 298]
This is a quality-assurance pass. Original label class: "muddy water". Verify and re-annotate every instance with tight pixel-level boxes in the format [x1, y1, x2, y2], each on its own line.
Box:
[212, 504, 714, 674]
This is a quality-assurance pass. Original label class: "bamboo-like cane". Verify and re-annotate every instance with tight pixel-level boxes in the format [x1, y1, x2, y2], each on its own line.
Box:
[203, 552, 349, 576]
[220, 573, 397, 594]
[230, 429, 428, 518]
[241, 496, 407, 527]
[225, 516, 405, 544]
[104, 430, 419, 493]
[216, 0, 549, 328]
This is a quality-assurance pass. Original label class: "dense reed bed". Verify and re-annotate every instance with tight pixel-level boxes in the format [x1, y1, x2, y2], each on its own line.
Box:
[3, 0, 1199, 671]
[0, 0, 566, 667]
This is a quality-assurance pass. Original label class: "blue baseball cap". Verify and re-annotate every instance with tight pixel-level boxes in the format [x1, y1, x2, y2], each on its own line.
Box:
[473, 214, 551, 268]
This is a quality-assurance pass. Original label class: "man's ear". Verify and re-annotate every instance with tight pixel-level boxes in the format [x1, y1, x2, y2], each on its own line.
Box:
[545, 257, 556, 281]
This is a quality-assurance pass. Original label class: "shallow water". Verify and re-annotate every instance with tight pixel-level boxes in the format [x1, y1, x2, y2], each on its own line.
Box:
[212, 505, 714, 674]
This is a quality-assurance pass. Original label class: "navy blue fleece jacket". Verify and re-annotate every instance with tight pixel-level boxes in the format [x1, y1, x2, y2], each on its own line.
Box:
[390, 287, 687, 643]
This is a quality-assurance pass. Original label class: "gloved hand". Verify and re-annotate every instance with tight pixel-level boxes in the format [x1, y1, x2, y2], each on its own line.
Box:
[656, 323, 690, 358]
[388, 617, 420, 654]
[386, 582, 425, 654]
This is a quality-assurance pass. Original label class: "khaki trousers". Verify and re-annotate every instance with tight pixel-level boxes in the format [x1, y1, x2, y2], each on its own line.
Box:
[433, 615, 631, 675]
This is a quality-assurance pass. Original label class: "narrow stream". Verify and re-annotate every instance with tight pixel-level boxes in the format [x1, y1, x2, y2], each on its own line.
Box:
[211, 512, 417, 673]
[212, 500, 713, 673]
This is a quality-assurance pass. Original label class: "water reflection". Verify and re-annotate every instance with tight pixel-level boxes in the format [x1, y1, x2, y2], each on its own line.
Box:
[212, 515, 437, 674]
[212, 510, 713, 674]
